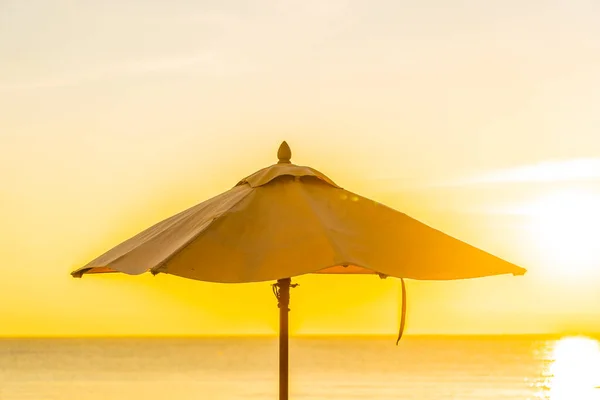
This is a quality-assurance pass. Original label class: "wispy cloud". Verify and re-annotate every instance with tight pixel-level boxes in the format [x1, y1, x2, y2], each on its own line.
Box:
[425, 158, 600, 216]
[0, 53, 238, 91]
[438, 158, 600, 187]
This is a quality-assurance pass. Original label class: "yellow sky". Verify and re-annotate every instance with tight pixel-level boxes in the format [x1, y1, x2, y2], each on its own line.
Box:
[2, 0, 600, 336]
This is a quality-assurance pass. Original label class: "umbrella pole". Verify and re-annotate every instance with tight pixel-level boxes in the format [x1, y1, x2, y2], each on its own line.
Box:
[277, 278, 291, 400]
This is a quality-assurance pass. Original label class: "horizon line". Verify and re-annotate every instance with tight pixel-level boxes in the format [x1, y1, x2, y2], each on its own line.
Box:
[1, 333, 595, 339]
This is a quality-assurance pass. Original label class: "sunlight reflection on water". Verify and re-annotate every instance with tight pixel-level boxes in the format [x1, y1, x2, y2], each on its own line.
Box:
[537, 336, 600, 400]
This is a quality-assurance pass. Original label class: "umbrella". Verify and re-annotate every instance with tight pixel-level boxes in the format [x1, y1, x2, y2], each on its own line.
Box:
[71, 141, 526, 400]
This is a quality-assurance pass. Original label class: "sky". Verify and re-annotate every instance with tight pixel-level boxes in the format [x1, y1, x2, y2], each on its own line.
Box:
[1, 0, 600, 336]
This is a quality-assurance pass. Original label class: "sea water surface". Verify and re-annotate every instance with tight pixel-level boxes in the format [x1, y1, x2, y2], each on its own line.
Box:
[1, 336, 599, 400]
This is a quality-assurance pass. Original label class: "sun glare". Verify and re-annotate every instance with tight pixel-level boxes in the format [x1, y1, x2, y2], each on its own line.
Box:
[522, 189, 600, 277]
[544, 337, 600, 400]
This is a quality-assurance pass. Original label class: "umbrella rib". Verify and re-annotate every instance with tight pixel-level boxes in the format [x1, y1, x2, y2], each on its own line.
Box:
[150, 188, 255, 275]
[293, 184, 348, 262]
[72, 204, 205, 277]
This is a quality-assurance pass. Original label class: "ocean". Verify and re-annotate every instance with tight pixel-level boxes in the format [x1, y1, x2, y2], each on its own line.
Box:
[1, 336, 599, 400]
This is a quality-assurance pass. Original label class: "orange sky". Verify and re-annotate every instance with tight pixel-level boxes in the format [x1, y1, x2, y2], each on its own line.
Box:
[2, 0, 600, 337]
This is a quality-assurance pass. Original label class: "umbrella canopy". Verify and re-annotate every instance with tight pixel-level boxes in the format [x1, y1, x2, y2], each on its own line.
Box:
[72, 141, 525, 281]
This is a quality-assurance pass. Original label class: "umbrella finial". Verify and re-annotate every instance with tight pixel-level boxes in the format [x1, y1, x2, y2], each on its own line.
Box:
[278, 141, 292, 164]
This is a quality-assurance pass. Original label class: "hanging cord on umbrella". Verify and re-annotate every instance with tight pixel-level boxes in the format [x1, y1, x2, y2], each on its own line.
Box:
[272, 280, 299, 310]
[396, 278, 407, 345]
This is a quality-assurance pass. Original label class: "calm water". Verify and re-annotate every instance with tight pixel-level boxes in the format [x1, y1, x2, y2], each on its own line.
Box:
[1, 336, 599, 400]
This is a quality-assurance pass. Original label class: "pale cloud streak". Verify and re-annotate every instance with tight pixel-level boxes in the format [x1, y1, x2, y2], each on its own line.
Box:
[438, 158, 600, 187]
[0, 52, 239, 91]
[433, 158, 600, 216]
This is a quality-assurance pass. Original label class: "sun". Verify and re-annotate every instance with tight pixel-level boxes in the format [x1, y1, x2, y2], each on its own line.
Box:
[523, 188, 600, 277]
